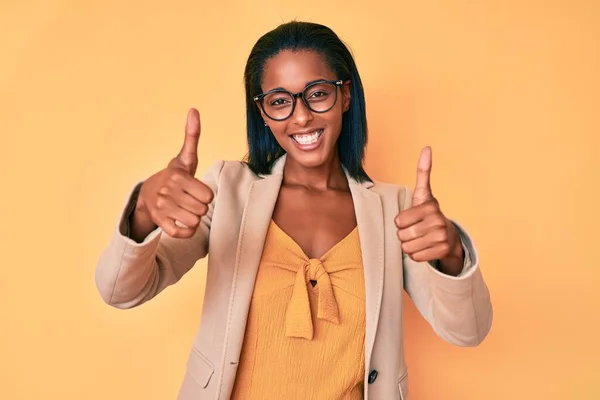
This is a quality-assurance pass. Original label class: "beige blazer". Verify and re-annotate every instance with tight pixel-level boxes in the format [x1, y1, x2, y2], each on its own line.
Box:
[95, 154, 493, 400]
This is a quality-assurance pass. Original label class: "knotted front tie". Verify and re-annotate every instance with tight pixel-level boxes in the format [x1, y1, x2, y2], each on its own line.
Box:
[285, 258, 340, 340]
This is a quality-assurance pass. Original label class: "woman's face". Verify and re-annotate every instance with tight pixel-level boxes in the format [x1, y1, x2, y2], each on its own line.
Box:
[258, 50, 351, 169]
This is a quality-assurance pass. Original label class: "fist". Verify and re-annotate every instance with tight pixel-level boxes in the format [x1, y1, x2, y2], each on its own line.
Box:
[395, 147, 462, 265]
[135, 108, 214, 239]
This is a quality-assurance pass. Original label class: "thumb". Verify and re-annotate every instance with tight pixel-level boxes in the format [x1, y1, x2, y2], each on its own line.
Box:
[177, 108, 201, 175]
[412, 146, 433, 206]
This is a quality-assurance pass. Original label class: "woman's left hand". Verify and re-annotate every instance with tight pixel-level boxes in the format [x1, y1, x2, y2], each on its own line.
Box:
[394, 147, 465, 276]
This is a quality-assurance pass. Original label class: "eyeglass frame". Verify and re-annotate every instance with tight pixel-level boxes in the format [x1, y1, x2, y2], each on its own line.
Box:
[253, 79, 344, 121]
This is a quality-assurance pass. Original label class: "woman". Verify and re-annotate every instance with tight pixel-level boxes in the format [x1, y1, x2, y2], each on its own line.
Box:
[95, 21, 493, 400]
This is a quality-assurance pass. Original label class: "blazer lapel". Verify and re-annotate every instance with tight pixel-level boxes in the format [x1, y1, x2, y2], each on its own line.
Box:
[222, 156, 285, 366]
[347, 172, 385, 372]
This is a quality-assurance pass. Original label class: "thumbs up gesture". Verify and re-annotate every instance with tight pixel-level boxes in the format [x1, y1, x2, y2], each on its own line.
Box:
[133, 109, 215, 240]
[394, 147, 464, 275]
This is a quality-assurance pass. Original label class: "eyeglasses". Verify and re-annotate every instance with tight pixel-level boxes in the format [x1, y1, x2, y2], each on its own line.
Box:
[253, 79, 344, 121]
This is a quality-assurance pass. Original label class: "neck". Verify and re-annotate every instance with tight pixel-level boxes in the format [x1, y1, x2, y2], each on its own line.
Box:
[282, 152, 349, 191]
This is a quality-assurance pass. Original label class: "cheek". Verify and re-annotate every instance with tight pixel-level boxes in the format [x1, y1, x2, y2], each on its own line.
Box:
[325, 109, 344, 134]
[268, 122, 290, 142]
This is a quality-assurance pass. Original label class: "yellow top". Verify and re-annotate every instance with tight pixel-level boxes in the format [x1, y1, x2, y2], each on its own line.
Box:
[231, 220, 366, 399]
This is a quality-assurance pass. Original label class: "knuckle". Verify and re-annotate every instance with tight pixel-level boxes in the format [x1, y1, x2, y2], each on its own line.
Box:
[158, 185, 170, 196]
[397, 230, 404, 242]
[189, 216, 201, 228]
[409, 225, 420, 238]
[198, 203, 208, 216]
[170, 171, 185, 183]
[438, 229, 448, 242]
[155, 196, 167, 209]
[395, 214, 406, 228]
[434, 218, 446, 228]
[203, 188, 215, 203]
[439, 242, 451, 254]
[401, 243, 411, 254]
[425, 202, 438, 213]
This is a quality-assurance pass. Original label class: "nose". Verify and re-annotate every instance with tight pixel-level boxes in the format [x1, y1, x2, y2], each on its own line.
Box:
[290, 95, 313, 126]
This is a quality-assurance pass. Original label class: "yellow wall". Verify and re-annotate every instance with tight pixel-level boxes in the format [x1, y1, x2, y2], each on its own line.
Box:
[1, 1, 598, 399]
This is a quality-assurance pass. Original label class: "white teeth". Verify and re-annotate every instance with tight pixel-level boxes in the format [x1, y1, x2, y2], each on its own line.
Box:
[292, 129, 323, 145]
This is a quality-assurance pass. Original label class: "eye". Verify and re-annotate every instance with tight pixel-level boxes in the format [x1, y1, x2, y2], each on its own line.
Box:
[269, 97, 291, 107]
[270, 98, 287, 106]
[305, 83, 334, 101]
[264, 91, 293, 108]
[308, 91, 327, 98]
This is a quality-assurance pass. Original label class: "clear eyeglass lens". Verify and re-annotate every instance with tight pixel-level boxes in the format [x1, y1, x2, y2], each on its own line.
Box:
[262, 82, 337, 120]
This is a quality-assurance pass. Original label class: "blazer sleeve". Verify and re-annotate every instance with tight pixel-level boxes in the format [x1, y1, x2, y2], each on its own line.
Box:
[400, 186, 493, 347]
[94, 160, 225, 309]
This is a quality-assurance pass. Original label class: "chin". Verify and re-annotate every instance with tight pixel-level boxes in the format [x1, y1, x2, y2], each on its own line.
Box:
[289, 151, 329, 168]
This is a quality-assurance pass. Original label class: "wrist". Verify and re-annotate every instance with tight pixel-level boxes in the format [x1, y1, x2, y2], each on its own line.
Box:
[134, 192, 149, 218]
[437, 223, 464, 276]
[129, 193, 157, 242]
[437, 250, 464, 276]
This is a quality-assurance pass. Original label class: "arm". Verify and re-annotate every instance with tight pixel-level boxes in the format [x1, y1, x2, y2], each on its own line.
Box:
[401, 186, 493, 347]
[94, 160, 225, 309]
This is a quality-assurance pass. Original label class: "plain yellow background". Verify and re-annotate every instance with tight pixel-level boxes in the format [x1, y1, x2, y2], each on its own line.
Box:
[1, 0, 599, 399]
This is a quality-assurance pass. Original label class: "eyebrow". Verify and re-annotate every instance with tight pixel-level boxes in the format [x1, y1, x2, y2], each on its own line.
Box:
[266, 78, 330, 93]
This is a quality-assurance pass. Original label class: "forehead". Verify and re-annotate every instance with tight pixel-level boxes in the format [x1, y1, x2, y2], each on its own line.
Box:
[261, 50, 336, 92]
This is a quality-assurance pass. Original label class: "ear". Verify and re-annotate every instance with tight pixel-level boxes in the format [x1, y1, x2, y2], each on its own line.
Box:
[341, 80, 351, 112]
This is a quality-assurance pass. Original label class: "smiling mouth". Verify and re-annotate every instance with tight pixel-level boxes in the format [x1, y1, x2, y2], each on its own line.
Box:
[291, 129, 324, 145]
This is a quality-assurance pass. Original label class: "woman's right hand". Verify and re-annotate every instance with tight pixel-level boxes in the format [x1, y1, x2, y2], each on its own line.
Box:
[131, 108, 215, 241]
